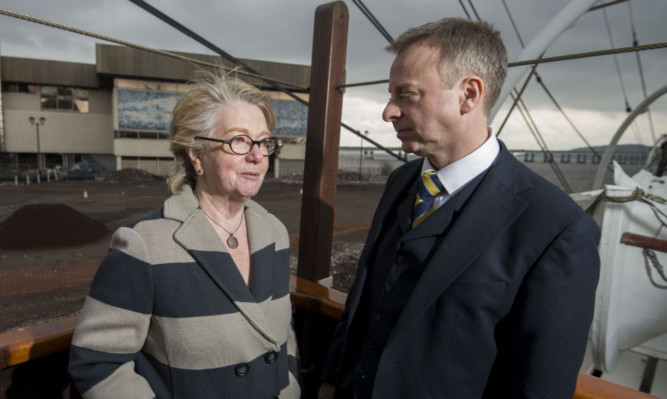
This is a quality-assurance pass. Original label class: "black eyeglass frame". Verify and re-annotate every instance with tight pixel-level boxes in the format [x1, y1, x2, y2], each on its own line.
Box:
[194, 135, 280, 156]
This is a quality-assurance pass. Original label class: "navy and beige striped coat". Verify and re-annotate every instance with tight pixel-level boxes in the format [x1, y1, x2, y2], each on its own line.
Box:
[69, 186, 301, 398]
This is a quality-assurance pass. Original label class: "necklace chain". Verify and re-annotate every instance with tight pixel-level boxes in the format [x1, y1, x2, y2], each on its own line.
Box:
[203, 210, 244, 249]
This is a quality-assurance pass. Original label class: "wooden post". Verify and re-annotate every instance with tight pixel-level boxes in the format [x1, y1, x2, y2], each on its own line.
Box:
[297, 1, 349, 282]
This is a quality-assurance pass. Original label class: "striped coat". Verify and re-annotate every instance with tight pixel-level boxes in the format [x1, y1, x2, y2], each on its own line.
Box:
[69, 186, 300, 398]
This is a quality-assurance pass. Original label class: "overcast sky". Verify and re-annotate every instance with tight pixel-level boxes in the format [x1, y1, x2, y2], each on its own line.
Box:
[1, 0, 665, 150]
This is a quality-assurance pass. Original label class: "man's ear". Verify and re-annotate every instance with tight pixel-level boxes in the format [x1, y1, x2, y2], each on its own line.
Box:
[460, 75, 484, 115]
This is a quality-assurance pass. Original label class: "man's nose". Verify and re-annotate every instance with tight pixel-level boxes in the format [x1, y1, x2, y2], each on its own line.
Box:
[382, 101, 401, 122]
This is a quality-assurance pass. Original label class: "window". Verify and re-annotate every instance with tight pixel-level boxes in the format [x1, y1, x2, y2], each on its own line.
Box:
[40, 86, 89, 113]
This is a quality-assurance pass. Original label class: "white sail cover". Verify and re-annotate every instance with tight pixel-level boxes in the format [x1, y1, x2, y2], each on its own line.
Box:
[589, 162, 667, 373]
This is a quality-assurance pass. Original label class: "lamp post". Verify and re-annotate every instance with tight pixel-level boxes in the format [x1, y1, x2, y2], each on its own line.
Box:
[358, 130, 368, 182]
[28, 116, 46, 171]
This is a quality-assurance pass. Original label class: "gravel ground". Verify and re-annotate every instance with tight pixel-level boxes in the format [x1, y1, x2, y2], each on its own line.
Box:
[0, 161, 646, 332]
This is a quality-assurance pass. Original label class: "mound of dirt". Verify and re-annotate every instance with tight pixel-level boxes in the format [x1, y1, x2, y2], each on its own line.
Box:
[104, 168, 163, 183]
[0, 204, 108, 249]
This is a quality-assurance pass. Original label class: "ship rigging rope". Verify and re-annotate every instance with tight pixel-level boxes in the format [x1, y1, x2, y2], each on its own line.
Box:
[351, 0, 394, 43]
[643, 248, 667, 289]
[463, 0, 573, 191]
[628, 0, 657, 143]
[603, 8, 633, 114]
[500, 0, 602, 176]
[0, 8, 307, 91]
[338, 42, 667, 89]
[604, 187, 667, 288]
[0, 7, 408, 163]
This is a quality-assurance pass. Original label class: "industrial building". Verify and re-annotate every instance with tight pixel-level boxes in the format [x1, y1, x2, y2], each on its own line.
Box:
[0, 43, 310, 178]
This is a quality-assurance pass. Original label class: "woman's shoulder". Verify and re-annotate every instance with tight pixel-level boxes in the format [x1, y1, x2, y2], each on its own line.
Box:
[246, 200, 288, 234]
[246, 199, 282, 225]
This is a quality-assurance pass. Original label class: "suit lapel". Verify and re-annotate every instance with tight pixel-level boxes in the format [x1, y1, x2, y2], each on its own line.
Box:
[389, 148, 530, 343]
[362, 162, 421, 255]
[346, 161, 421, 323]
[168, 188, 279, 344]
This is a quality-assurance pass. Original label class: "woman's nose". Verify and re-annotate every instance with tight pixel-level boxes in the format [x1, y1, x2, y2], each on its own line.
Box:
[246, 142, 265, 162]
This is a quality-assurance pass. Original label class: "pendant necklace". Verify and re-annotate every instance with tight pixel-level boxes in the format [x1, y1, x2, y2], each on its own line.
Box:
[204, 211, 244, 249]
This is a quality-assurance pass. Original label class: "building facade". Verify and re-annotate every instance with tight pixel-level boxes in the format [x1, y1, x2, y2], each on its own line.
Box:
[0, 44, 310, 178]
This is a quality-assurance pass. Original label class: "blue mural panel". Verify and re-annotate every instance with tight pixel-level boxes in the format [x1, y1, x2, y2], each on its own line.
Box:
[118, 89, 181, 131]
[117, 89, 308, 136]
[273, 99, 307, 137]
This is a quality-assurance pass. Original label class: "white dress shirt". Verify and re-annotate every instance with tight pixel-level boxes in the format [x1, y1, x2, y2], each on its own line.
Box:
[421, 130, 500, 210]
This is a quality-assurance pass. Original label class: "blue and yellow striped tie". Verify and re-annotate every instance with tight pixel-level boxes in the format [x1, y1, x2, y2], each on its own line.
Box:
[412, 171, 444, 228]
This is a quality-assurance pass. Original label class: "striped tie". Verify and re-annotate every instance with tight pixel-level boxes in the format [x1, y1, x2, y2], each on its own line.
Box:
[412, 171, 444, 228]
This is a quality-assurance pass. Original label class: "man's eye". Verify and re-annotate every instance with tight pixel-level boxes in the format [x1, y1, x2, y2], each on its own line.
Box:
[399, 92, 419, 102]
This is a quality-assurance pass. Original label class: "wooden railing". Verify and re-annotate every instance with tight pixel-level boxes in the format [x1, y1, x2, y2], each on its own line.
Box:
[0, 275, 658, 398]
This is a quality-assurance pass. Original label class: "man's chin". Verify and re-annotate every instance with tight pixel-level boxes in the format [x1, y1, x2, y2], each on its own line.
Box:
[400, 141, 422, 156]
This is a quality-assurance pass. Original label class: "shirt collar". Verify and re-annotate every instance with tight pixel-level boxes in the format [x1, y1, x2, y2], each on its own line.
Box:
[421, 129, 499, 195]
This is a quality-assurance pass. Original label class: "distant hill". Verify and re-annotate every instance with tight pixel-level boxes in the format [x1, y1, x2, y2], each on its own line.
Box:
[569, 144, 651, 153]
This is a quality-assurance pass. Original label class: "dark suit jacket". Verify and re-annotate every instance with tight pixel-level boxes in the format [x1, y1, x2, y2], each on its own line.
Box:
[322, 142, 600, 398]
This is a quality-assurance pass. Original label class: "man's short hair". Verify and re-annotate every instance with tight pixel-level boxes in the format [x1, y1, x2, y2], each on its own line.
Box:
[387, 18, 507, 115]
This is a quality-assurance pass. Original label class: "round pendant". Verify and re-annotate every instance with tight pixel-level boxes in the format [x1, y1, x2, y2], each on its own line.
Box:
[226, 235, 239, 249]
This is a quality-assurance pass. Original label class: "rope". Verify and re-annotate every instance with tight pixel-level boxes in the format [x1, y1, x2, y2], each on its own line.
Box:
[496, 62, 538, 137]
[606, 187, 667, 289]
[507, 42, 667, 67]
[603, 187, 667, 226]
[642, 248, 667, 289]
[602, 8, 632, 113]
[589, 0, 629, 12]
[0, 8, 307, 91]
[535, 74, 602, 159]
[628, 0, 657, 143]
[515, 95, 573, 193]
[502, 0, 525, 48]
[499, 0, 600, 171]
[351, 0, 394, 43]
[338, 42, 667, 89]
[457, 0, 472, 20]
[466, 0, 482, 22]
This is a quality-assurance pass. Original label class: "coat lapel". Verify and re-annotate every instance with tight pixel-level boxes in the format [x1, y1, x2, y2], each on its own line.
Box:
[389, 148, 531, 344]
[167, 187, 279, 344]
[346, 161, 422, 323]
[362, 161, 421, 256]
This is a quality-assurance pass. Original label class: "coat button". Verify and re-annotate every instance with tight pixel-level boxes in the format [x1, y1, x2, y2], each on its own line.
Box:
[235, 363, 249, 377]
[264, 351, 278, 364]
[384, 283, 393, 292]
[395, 255, 404, 264]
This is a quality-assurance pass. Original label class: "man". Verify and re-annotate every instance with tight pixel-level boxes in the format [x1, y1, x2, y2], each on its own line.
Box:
[319, 18, 600, 398]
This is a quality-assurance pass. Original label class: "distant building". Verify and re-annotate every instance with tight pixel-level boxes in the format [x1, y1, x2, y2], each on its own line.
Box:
[0, 44, 310, 177]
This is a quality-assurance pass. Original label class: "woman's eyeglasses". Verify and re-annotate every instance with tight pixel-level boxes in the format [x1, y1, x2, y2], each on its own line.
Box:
[195, 135, 279, 156]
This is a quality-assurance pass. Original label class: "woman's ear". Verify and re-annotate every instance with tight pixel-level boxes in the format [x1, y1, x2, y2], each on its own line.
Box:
[186, 148, 202, 173]
[460, 75, 484, 115]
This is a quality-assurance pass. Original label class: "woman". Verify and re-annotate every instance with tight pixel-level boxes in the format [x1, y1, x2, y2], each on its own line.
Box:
[69, 72, 301, 398]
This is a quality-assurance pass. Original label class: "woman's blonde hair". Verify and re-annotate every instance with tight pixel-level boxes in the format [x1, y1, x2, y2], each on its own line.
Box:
[167, 71, 276, 194]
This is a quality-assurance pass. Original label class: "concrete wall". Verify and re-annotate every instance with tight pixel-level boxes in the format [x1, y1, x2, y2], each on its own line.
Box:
[113, 138, 171, 158]
[2, 91, 113, 154]
[275, 143, 305, 178]
[119, 157, 176, 177]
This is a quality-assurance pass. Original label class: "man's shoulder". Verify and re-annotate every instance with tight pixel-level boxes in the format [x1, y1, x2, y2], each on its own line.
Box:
[389, 158, 422, 179]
